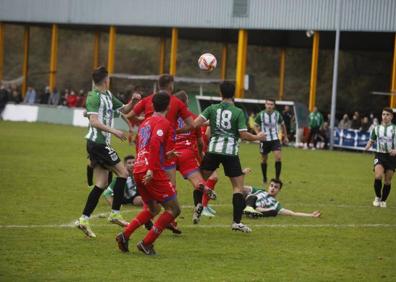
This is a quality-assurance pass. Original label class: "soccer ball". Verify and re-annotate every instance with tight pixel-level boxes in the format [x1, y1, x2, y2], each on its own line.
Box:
[198, 53, 217, 71]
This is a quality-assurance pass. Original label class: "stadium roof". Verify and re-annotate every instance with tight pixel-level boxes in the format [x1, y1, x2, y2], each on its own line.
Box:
[0, 0, 395, 50]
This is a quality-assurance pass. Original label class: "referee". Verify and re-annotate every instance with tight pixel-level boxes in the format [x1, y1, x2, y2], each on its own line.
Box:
[365, 107, 396, 208]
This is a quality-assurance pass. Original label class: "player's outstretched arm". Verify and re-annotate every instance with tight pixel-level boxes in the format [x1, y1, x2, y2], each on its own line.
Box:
[278, 208, 321, 218]
[89, 114, 127, 141]
[240, 131, 266, 142]
[193, 116, 206, 129]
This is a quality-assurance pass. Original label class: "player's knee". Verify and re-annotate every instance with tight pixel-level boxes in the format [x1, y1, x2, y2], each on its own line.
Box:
[169, 205, 181, 217]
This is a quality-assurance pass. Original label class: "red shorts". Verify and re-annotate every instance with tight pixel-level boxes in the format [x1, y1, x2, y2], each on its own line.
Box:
[175, 148, 201, 179]
[133, 171, 176, 203]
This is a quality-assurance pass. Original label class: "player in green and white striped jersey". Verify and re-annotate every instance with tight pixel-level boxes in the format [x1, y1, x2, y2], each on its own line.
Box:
[365, 107, 396, 208]
[75, 66, 135, 238]
[254, 99, 288, 184]
[193, 81, 266, 233]
[243, 179, 321, 218]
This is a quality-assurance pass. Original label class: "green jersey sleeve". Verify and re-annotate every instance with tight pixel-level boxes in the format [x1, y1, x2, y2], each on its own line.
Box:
[237, 110, 248, 131]
[111, 93, 124, 111]
[370, 127, 377, 141]
[255, 111, 262, 125]
[251, 187, 264, 194]
[86, 91, 100, 114]
[200, 105, 213, 120]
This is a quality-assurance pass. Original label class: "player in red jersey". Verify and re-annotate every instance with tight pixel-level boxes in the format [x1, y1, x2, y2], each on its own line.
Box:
[125, 74, 193, 186]
[173, 92, 217, 222]
[116, 93, 182, 255]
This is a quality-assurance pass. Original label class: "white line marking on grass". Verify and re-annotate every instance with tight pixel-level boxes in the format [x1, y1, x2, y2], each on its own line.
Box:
[1, 223, 396, 229]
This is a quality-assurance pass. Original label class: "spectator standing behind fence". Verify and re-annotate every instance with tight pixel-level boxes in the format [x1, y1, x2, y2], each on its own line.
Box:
[338, 114, 351, 130]
[23, 86, 36, 104]
[360, 116, 370, 132]
[305, 107, 323, 149]
[282, 106, 293, 141]
[0, 83, 9, 119]
[350, 112, 361, 130]
[48, 87, 60, 105]
[60, 89, 69, 106]
[248, 112, 256, 134]
[10, 89, 22, 104]
[77, 89, 87, 107]
[67, 90, 78, 107]
[369, 118, 379, 133]
[40, 86, 50, 104]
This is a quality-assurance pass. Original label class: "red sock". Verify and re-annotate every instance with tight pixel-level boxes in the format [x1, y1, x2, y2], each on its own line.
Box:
[202, 178, 217, 207]
[143, 211, 174, 245]
[124, 209, 152, 238]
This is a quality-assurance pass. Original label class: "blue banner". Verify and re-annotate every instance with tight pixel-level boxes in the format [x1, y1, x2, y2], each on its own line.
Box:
[333, 128, 375, 151]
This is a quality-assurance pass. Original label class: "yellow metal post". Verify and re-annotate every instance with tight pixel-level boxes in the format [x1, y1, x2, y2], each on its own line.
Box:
[107, 26, 116, 75]
[309, 32, 320, 112]
[22, 26, 30, 97]
[0, 23, 4, 81]
[390, 34, 396, 108]
[159, 37, 166, 74]
[235, 29, 248, 98]
[279, 48, 286, 100]
[93, 31, 100, 69]
[220, 44, 228, 80]
[169, 28, 178, 76]
[49, 24, 58, 91]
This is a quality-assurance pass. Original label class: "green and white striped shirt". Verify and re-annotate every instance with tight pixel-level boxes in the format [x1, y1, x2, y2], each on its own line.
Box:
[255, 110, 283, 141]
[85, 89, 124, 145]
[370, 123, 396, 153]
[251, 187, 282, 213]
[200, 102, 247, 156]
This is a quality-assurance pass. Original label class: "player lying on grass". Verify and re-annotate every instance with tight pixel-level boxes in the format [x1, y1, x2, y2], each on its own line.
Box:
[243, 178, 321, 218]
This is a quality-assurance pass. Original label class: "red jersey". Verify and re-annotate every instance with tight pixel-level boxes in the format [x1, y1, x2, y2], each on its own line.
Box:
[175, 113, 201, 151]
[201, 125, 209, 153]
[133, 115, 173, 174]
[132, 93, 191, 129]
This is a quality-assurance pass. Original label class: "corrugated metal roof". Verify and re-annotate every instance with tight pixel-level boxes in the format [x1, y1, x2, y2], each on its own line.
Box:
[0, 0, 395, 32]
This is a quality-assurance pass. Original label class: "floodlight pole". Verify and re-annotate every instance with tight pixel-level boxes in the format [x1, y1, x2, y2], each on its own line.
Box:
[329, 0, 342, 150]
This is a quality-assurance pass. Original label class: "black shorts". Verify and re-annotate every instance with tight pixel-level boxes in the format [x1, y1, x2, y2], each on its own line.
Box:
[200, 153, 243, 177]
[374, 153, 396, 172]
[260, 140, 282, 155]
[86, 140, 121, 168]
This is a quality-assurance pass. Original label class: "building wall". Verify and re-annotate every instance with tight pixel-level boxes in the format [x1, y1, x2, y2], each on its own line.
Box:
[0, 0, 395, 32]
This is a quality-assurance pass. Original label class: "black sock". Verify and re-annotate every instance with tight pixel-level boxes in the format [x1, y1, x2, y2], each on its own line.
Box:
[82, 186, 104, 217]
[111, 177, 127, 211]
[193, 189, 203, 206]
[108, 172, 113, 186]
[381, 184, 391, 201]
[232, 193, 245, 223]
[275, 161, 282, 180]
[86, 165, 93, 186]
[245, 195, 257, 208]
[374, 179, 382, 198]
[261, 162, 267, 183]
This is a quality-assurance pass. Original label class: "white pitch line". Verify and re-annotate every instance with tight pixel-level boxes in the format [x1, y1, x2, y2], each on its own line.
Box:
[1, 223, 396, 229]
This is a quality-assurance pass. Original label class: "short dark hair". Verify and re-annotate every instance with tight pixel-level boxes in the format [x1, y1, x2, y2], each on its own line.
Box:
[266, 98, 275, 104]
[174, 90, 188, 104]
[383, 107, 393, 115]
[220, 81, 235, 99]
[124, 155, 135, 162]
[158, 74, 174, 90]
[270, 178, 283, 189]
[92, 66, 108, 85]
[152, 91, 170, 112]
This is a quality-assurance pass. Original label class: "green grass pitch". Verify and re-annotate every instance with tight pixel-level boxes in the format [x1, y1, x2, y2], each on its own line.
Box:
[0, 121, 395, 281]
